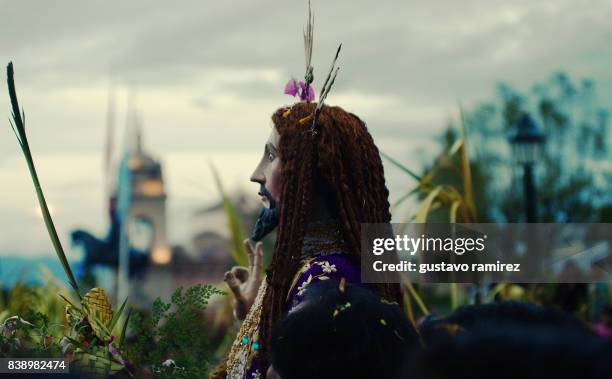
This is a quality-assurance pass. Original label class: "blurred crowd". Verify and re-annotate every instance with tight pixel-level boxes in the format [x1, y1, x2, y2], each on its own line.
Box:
[267, 281, 612, 379]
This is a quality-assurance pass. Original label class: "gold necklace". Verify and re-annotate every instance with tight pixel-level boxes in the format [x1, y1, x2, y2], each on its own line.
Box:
[226, 280, 268, 379]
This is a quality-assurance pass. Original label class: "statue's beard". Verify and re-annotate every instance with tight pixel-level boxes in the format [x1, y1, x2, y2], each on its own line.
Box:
[251, 185, 279, 242]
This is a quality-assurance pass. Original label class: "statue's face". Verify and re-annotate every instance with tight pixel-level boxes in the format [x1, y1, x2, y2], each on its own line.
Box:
[250, 127, 282, 208]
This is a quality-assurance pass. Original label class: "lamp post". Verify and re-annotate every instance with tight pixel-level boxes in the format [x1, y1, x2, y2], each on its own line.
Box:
[509, 113, 546, 222]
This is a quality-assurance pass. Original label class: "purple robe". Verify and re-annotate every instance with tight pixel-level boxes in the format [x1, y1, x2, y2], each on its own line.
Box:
[240, 220, 361, 379]
[244, 255, 361, 378]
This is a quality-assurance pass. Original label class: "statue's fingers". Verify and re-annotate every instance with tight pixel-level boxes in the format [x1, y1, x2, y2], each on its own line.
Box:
[224, 271, 245, 302]
[253, 242, 264, 279]
[244, 238, 255, 270]
[231, 266, 249, 283]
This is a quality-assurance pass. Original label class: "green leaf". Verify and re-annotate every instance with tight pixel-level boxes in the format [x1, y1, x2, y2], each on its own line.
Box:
[109, 297, 128, 332]
[449, 200, 461, 224]
[414, 186, 442, 223]
[119, 308, 131, 349]
[6, 62, 81, 298]
[87, 312, 112, 340]
[403, 279, 429, 316]
[449, 282, 459, 311]
[448, 138, 463, 156]
[391, 187, 420, 212]
[64, 336, 89, 352]
[380, 151, 422, 182]
[59, 294, 81, 311]
[458, 106, 476, 222]
[210, 163, 248, 266]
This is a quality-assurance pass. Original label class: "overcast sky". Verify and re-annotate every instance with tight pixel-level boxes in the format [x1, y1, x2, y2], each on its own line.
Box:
[1, 0, 611, 259]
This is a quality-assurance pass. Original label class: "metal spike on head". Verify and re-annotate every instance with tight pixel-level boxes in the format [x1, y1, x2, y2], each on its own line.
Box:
[310, 43, 342, 136]
[290, 1, 342, 128]
[303, 0, 314, 100]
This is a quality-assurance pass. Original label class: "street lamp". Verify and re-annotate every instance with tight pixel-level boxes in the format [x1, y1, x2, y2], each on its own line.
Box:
[509, 113, 546, 222]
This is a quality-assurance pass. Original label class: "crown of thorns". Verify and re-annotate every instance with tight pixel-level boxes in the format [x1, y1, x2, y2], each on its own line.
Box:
[283, 1, 342, 136]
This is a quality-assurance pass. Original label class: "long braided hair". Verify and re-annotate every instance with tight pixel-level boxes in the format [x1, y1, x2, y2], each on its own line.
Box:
[258, 102, 403, 372]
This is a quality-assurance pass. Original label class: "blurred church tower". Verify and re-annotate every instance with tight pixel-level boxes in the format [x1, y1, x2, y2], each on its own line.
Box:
[125, 123, 170, 265]
[115, 109, 175, 307]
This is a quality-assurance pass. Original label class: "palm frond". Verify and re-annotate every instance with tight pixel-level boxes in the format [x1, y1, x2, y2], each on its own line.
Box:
[459, 106, 477, 222]
[414, 186, 442, 223]
[210, 162, 248, 266]
[119, 308, 131, 349]
[109, 297, 128, 332]
[6, 62, 81, 298]
[380, 151, 422, 182]
[303, 0, 314, 70]
[403, 279, 429, 316]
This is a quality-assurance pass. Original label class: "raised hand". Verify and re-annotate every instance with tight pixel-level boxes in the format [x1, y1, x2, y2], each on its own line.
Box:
[223, 239, 264, 321]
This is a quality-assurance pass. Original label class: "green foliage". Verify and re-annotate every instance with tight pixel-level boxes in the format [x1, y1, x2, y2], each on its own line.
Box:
[129, 284, 224, 378]
[0, 313, 63, 358]
[4, 62, 226, 376]
[210, 163, 249, 266]
[432, 72, 610, 223]
[399, 72, 611, 314]
[0, 267, 73, 343]
[384, 111, 476, 312]
[1, 280, 224, 377]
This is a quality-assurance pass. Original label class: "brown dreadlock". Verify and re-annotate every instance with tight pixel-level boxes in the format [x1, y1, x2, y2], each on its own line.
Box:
[257, 102, 403, 373]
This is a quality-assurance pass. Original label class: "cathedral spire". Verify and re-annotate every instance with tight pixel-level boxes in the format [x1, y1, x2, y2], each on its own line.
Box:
[104, 84, 115, 176]
[135, 114, 143, 156]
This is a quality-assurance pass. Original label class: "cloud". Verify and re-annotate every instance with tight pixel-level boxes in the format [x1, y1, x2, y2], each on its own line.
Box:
[1, 0, 611, 256]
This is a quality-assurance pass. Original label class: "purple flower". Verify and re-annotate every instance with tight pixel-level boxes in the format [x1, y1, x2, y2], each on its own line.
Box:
[284, 78, 299, 97]
[108, 340, 127, 367]
[284, 78, 315, 102]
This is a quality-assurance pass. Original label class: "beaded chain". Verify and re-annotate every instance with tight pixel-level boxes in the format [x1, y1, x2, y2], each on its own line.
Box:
[226, 280, 268, 379]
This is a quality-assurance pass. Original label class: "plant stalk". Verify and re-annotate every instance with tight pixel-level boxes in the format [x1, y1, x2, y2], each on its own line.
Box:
[6, 62, 81, 298]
